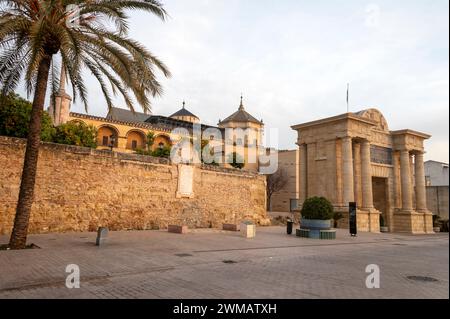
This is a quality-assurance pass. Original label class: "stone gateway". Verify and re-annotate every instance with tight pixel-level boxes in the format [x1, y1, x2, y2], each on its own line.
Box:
[292, 109, 433, 234]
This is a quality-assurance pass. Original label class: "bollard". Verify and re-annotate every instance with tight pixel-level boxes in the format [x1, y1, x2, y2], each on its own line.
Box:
[96, 227, 109, 246]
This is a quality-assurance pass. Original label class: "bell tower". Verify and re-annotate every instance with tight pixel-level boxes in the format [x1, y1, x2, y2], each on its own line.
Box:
[48, 64, 72, 126]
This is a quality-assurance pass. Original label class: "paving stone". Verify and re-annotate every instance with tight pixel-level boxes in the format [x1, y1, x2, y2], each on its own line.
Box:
[0, 227, 448, 299]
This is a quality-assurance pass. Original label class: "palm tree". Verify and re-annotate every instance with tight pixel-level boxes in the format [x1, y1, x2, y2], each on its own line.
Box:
[0, 0, 171, 249]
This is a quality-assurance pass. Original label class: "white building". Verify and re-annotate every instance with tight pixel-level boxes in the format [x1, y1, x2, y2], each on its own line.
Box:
[425, 160, 449, 186]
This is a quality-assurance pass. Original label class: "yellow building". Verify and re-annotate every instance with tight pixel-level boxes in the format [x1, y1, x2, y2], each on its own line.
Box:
[50, 93, 265, 172]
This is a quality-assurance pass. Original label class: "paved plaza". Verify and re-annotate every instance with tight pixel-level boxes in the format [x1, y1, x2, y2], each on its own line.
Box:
[0, 227, 448, 299]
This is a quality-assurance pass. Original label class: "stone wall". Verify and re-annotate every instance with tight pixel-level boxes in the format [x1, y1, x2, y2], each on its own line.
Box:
[270, 150, 299, 212]
[426, 186, 449, 220]
[0, 136, 268, 235]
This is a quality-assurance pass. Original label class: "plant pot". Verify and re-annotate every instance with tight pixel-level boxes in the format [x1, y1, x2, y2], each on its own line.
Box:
[433, 227, 441, 233]
[300, 219, 332, 230]
[300, 219, 332, 239]
[380, 226, 389, 233]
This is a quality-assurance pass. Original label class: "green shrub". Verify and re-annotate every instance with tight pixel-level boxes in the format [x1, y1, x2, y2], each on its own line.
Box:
[53, 122, 97, 148]
[152, 146, 171, 158]
[0, 93, 55, 141]
[301, 197, 334, 220]
[135, 148, 152, 156]
[136, 146, 171, 158]
[146, 132, 155, 151]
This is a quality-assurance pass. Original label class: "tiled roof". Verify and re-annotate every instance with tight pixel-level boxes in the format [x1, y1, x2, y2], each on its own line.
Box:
[169, 102, 199, 119]
[106, 107, 151, 123]
[170, 108, 199, 119]
[219, 97, 263, 125]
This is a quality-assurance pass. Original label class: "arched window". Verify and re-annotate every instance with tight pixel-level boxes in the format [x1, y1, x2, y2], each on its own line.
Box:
[153, 134, 171, 151]
[97, 126, 119, 148]
[126, 130, 146, 150]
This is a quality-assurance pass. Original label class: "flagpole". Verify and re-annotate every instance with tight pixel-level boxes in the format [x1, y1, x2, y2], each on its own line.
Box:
[346, 83, 350, 113]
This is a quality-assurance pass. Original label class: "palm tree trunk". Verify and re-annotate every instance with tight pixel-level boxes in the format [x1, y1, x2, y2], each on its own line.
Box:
[9, 54, 52, 250]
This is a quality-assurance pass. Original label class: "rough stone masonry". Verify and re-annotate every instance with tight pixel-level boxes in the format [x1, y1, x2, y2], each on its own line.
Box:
[0, 136, 269, 235]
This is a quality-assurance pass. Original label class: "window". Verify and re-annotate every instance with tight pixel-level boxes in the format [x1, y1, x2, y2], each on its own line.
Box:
[236, 138, 243, 146]
[131, 140, 138, 150]
[102, 136, 109, 146]
[210, 135, 215, 141]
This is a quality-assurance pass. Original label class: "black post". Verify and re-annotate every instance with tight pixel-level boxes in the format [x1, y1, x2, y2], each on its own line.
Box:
[287, 218, 293, 235]
[349, 202, 357, 237]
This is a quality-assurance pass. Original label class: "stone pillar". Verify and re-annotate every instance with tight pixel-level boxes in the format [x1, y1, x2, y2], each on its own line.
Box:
[353, 143, 362, 207]
[410, 154, 416, 208]
[118, 137, 127, 150]
[299, 143, 308, 205]
[415, 152, 427, 212]
[361, 141, 374, 209]
[393, 151, 402, 208]
[400, 150, 413, 211]
[342, 137, 354, 206]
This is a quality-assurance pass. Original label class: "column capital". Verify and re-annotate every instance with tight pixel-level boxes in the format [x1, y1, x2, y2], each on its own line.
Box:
[413, 150, 425, 156]
[399, 149, 411, 154]
[341, 136, 353, 142]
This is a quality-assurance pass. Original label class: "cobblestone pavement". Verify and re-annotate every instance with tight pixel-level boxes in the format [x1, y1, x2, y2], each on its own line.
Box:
[0, 227, 448, 299]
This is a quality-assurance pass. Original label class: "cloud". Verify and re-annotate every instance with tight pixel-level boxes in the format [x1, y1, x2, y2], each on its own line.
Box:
[16, 0, 450, 163]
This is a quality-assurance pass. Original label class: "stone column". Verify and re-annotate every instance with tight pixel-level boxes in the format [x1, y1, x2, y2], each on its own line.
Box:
[299, 143, 308, 205]
[410, 154, 416, 208]
[353, 143, 362, 207]
[361, 140, 374, 209]
[393, 151, 401, 208]
[415, 152, 427, 212]
[342, 137, 354, 206]
[400, 150, 413, 211]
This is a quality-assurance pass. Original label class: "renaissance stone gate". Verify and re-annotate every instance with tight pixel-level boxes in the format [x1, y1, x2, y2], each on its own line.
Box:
[292, 109, 433, 234]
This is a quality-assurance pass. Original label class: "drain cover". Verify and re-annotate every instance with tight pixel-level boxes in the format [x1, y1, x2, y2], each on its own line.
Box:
[223, 260, 238, 264]
[407, 276, 439, 282]
[393, 243, 407, 246]
[175, 253, 193, 257]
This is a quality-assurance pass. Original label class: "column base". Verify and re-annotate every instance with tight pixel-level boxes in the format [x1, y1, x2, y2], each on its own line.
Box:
[333, 207, 381, 233]
[394, 210, 434, 234]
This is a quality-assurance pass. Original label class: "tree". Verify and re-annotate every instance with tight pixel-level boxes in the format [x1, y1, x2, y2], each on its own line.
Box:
[53, 122, 97, 148]
[1, 0, 171, 249]
[266, 168, 288, 211]
[146, 131, 155, 151]
[0, 93, 55, 141]
[227, 152, 245, 169]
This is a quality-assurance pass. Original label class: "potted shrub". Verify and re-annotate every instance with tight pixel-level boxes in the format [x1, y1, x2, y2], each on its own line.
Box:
[380, 214, 389, 233]
[300, 197, 334, 239]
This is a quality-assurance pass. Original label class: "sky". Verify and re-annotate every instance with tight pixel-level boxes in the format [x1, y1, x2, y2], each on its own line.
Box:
[18, 0, 450, 162]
